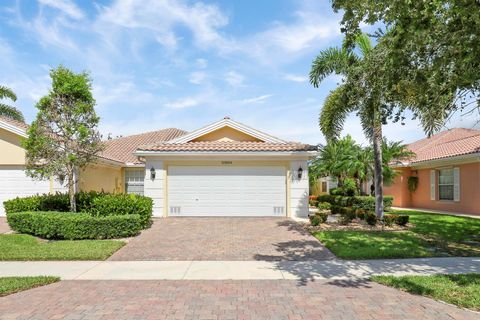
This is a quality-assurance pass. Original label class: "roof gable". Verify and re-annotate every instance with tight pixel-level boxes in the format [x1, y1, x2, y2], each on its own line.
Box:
[168, 117, 286, 144]
[0, 116, 28, 138]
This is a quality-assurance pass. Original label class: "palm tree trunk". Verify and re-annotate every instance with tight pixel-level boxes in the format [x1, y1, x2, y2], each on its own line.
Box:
[372, 123, 384, 219]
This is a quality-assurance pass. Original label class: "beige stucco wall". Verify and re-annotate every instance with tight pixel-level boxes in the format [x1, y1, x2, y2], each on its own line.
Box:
[78, 164, 124, 193]
[384, 162, 480, 215]
[191, 127, 262, 142]
[0, 128, 25, 165]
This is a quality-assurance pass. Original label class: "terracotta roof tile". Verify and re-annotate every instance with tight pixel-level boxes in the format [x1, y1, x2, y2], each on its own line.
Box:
[0, 116, 29, 131]
[101, 128, 187, 163]
[137, 141, 316, 152]
[407, 128, 480, 164]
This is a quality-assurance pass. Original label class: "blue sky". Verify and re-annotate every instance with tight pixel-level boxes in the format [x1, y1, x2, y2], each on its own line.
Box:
[0, 0, 474, 145]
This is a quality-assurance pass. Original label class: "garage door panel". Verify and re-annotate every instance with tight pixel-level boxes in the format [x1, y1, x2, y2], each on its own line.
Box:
[0, 168, 53, 215]
[168, 166, 286, 216]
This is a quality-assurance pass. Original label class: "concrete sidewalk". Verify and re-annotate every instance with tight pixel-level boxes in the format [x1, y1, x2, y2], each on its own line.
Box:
[0, 257, 479, 280]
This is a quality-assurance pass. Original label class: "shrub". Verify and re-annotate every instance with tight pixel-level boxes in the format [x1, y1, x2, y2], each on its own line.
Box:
[316, 211, 328, 223]
[331, 205, 342, 215]
[340, 207, 356, 220]
[310, 215, 321, 226]
[383, 214, 397, 227]
[329, 188, 343, 196]
[309, 199, 319, 207]
[338, 215, 352, 225]
[3, 192, 153, 229]
[6, 211, 142, 240]
[365, 213, 377, 226]
[351, 196, 394, 212]
[317, 194, 334, 204]
[317, 202, 331, 211]
[355, 209, 366, 220]
[89, 194, 153, 228]
[395, 215, 410, 226]
[342, 178, 358, 196]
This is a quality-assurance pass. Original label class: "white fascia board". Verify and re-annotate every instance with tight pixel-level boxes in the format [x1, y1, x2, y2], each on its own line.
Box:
[167, 118, 286, 144]
[410, 153, 480, 169]
[0, 121, 27, 138]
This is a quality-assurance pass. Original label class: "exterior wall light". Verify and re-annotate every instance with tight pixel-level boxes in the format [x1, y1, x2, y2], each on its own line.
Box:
[297, 167, 303, 179]
[150, 167, 156, 180]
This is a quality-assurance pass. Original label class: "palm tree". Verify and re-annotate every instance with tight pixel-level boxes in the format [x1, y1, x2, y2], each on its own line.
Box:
[0, 85, 24, 122]
[310, 33, 387, 218]
[381, 139, 415, 186]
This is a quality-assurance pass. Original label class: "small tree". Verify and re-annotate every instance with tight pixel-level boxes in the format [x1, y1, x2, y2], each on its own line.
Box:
[23, 66, 103, 212]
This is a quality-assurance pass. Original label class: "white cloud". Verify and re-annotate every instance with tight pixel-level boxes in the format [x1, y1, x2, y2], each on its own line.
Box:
[164, 97, 200, 109]
[188, 72, 206, 85]
[195, 58, 208, 69]
[38, 0, 85, 20]
[95, 0, 231, 51]
[225, 71, 245, 87]
[284, 74, 308, 82]
[240, 94, 273, 104]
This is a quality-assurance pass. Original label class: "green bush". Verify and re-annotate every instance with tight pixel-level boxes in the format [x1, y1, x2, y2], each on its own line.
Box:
[355, 209, 366, 220]
[6, 211, 142, 240]
[365, 213, 377, 226]
[316, 195, 394, 211]
[383, 214, 397, 227]
[316, 211, 329, 223]
[338, 215, 352, 225]
[3, 192, 153, 229]
[317, 202, 331, 211]
[310, 215, 321, 226]
[331, 205, 342, 215]
[309, 199, 319, 207]
[89, 194, 153, 228]
[340, 207, 356, 220]
[395, 215, 410, 226]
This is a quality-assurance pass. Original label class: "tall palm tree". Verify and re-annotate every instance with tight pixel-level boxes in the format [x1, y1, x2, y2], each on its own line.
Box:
[0, 85, 24, 122]
[310, 33, 387, 218]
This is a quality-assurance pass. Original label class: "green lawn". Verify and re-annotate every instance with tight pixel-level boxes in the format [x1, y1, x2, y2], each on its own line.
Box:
[0, 276, 60, 296]
[313, 210, 480, 259]
[0, 234, 125, 260]
[372, 273, 480, 311]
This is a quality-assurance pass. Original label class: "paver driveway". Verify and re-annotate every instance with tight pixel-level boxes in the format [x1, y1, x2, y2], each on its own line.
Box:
[0, 279, 477, 320]
[109, 217, 335, 261]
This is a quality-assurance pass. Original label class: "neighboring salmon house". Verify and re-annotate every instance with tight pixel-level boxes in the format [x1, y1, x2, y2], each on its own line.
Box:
[384, 128, 480, 216]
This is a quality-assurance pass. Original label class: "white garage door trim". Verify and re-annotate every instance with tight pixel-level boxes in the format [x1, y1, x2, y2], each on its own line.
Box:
[167, 165, 287, 216]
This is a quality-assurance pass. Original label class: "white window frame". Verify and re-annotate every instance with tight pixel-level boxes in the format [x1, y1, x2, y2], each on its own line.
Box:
[125, 168, 145, 195]
[438, 168, 454, 201]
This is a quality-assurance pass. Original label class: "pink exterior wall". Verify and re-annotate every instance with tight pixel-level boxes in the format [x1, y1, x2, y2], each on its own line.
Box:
[384, 167, 411, 207]
[385, 162, 480, 215]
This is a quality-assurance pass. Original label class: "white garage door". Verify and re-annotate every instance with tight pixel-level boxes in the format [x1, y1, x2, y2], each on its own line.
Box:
[0, 167, 52, 215]
[167, 166, 286, 216]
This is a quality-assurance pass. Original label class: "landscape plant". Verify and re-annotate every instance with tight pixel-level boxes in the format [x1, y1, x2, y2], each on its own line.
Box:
[0, 85, 24, 121]
[23, 66, 103, 212]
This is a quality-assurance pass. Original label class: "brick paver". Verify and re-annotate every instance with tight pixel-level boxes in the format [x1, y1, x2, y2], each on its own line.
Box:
[0, 279, 477, 320]
[109, 217, 335, 261]
[0, 218, 10, 234]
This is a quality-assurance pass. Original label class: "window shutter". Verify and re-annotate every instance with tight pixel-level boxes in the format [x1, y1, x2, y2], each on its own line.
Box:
[430, 170, 436, 201]
[453, 167, 460, 202]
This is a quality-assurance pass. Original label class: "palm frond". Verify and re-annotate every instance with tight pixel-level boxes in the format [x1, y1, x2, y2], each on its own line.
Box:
[0, 85, 17, 101]
[355, 33, 373, 57]
[319, 85, 353, 141]
[310, 47, 350, 87]
[0, 104, 25, 122]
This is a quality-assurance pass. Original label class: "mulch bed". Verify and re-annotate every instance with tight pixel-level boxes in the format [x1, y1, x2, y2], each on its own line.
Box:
[303, 214, 412, 232]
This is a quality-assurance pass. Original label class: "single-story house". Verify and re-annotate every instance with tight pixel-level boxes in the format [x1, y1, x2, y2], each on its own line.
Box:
[384, 128, 480, 216]
[0, 116, 316, 218]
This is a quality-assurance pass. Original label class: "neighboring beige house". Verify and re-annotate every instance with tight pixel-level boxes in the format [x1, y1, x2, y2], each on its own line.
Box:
[0, 116, 315, 218]
[385, 128, 480, 216]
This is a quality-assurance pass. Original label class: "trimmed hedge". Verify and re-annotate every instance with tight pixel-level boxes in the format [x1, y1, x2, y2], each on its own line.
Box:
[3, 192, 153, 228]
[317, 195, 393, 211]
[7, 211, 142, 240]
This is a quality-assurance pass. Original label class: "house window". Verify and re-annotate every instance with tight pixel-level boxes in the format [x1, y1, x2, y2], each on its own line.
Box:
[125, 168, 145, 195]
[321, 181, 327, 193]
[438, 168, 454, 200]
